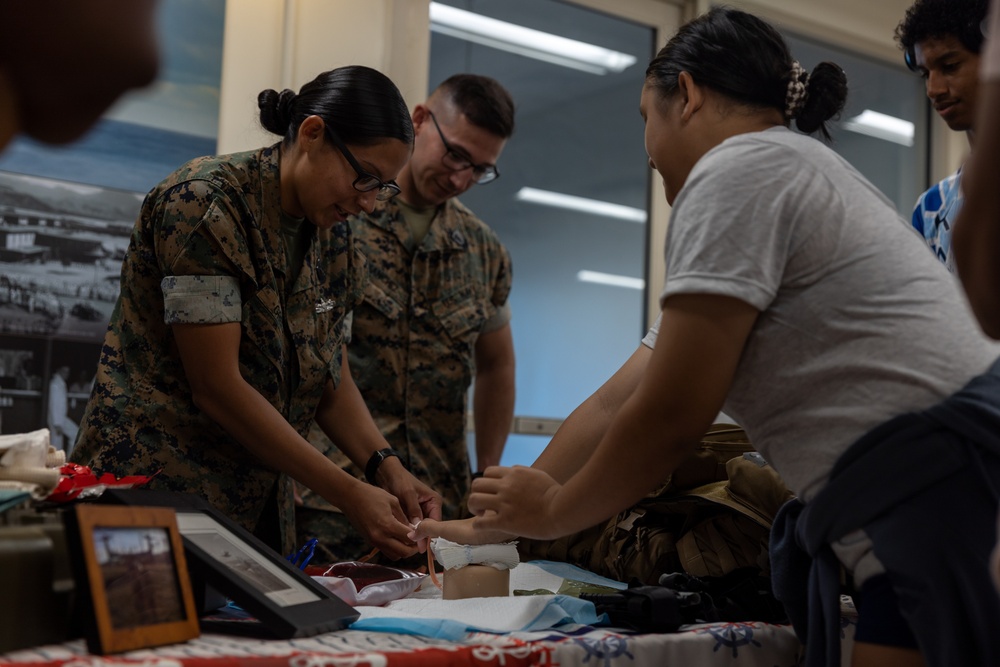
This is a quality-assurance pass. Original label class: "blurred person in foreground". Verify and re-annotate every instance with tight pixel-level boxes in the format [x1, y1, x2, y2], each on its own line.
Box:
[0, 0, 160, 151]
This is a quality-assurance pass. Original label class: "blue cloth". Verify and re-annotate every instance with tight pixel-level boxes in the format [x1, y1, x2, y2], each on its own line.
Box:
[771, 356, 1000, 667]
[911, 168, 962, 272]
[350, 594, 604, 641]
[528, 559, 628, 590]
[770, 500, 811, 646]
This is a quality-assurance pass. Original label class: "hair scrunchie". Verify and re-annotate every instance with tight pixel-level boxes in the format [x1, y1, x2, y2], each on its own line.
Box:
[785, 61, 809, 119]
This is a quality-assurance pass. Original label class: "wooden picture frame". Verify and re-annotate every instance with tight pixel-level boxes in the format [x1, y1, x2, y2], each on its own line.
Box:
[96, 489, 360, 639]
[64, 504, 200, 655]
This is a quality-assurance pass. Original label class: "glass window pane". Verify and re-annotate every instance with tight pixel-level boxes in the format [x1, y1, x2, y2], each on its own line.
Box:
[430, 0, 655, 467]
[783, 31, 929, 217]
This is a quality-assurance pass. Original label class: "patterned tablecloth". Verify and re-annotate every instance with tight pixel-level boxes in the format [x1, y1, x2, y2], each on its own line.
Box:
[0, 617, 858, 667]
[0, 560, 858, 667]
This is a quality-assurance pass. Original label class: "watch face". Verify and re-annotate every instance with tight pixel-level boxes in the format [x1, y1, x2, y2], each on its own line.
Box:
[366, 448, 398, 484]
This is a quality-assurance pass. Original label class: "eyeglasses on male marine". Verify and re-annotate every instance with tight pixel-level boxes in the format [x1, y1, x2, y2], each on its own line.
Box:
[426, 110, 500, 185]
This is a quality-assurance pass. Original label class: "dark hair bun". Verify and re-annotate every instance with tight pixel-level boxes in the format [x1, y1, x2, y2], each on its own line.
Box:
[257, 88, 297, 136]
[795, 62, 848, 139]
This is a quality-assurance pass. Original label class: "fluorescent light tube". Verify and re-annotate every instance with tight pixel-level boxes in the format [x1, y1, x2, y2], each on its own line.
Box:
[516, 187, 647, 223]
[577, 270, 645, 290]
[429, 3, 637, 76]
[841, 110, 915, 147]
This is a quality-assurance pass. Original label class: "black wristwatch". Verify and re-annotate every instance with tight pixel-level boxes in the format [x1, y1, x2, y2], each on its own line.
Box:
[365, 447, 402, 485]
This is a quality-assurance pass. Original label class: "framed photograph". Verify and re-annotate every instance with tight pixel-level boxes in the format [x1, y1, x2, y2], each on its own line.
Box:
[63, 504, 200, 655]
[96, 489, 360, 639]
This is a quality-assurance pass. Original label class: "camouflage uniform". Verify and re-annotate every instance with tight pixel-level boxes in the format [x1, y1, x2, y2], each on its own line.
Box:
[298, 197, 511, 562]
[72, 145, 365, 555]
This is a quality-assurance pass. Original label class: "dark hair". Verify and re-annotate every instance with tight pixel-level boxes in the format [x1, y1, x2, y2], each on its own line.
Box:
[895, 0, 989, 70]
[435, 74, 516, 138]
[257, 65, 413, 146]
[645, 7, 847, 141]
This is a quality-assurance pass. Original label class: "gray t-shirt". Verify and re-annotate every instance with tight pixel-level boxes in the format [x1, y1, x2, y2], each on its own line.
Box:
[643, 126, 999, 582]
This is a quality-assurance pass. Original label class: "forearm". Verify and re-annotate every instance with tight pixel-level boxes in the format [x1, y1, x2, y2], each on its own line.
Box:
[547, 298, 749, 535]
[548, 389, 701, 536]
[472, 365, 514, 470]
[533, 345, 651, 483]
[467, 296, 753, 542]
[472, 325, 516, 470]
[313, 371, 389, 469]
[174, 327, 390, 518]
[198, 378, 424, 558]
[191, 377, 367, 509]
[295, 346, 438, 526]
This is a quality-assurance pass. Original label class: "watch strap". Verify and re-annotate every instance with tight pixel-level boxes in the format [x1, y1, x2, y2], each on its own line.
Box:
[365, 447, 402, 485]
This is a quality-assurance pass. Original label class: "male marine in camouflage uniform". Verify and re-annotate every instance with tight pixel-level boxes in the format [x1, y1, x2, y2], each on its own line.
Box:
[298, 75, 516, 562]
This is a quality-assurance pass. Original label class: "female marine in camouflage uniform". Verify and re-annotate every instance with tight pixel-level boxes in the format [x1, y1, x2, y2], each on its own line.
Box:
[72, 66, 441, 558]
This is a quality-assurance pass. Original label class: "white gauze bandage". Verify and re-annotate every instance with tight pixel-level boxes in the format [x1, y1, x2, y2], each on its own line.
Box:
[430, 537, 520, 571]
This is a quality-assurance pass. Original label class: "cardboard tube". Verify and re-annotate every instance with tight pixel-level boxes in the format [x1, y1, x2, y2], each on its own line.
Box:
[442, 565, 510, 599]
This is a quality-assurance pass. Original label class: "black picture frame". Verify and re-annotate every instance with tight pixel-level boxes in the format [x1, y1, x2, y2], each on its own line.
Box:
[94, 489, 359, 639]
[63, 504, 201, 655]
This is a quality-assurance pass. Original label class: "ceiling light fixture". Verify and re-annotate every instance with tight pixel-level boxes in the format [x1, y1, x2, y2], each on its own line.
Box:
[429, 2, 637, 75]
[841, 110, 915, 147]
[515, 187, 647, 223]
[577, 270, 645, 290]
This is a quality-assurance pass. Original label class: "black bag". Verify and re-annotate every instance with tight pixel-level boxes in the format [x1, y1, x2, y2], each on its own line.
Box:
[581, 568, 789, 633]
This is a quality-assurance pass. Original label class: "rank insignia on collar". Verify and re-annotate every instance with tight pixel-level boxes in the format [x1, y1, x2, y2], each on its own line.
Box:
[315, 298, 336, 313]
[450, 230, 467, 248]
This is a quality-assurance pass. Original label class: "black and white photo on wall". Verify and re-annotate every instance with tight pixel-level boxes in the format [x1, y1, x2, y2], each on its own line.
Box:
[0, 0, 225, 441]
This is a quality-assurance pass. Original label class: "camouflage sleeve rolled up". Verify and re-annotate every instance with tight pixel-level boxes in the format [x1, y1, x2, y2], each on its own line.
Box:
[152, 180, 256, 325]
[485, 243, 513, 326]
[162, 275, 242, 324]
[480, 300, 511, 333]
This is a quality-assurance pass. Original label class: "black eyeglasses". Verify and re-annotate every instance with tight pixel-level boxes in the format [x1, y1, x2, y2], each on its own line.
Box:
[426, 111, 499, 185]
[324, 125, 401, 201]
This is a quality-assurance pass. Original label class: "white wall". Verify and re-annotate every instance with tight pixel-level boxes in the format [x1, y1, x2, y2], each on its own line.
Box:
[218, 0, 430, 155]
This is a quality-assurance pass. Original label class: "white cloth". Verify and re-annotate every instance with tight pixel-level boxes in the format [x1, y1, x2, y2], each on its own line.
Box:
[430, 537, 519, 570]
[0, 429, 52, 469]
[351, 562, 610, 639]
[0, 428, 64, 497]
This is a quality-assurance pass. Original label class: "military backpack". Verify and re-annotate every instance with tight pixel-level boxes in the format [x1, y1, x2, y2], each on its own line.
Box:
[519, 424, 794, 585]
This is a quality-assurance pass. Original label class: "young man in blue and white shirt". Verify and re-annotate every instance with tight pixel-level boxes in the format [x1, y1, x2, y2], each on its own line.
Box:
[896, 0, 987, 272]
